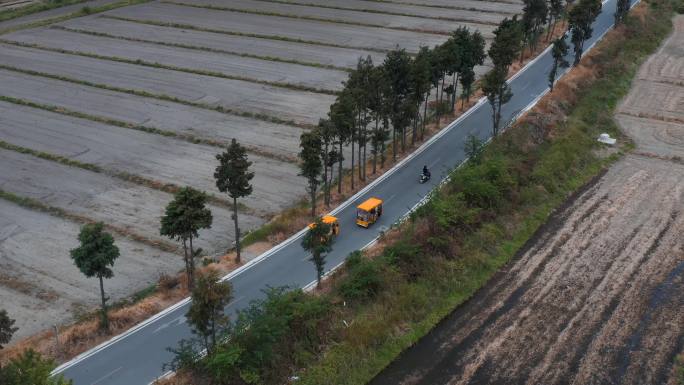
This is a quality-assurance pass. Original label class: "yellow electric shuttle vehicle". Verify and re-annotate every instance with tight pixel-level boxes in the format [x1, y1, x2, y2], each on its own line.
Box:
[355, 197, 383, 228]
[308, 214, 340, 238]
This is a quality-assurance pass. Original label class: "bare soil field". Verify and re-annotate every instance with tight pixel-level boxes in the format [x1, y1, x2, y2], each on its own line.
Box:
[0, 43, 335, 125]
[371, 15, 684, 385]
[0, 0, 514, 347]
[271, 0, 515, 22]
[55, 16, 386, 69]
[167, 0, 500, 33]
[0, 199, 182, 342]
[0, 148, 262, 254]
[2, 27, 349, 92]
[0, 101, 305, 214]
[104, 2, 449, 52]
[0, 70, 304, 161]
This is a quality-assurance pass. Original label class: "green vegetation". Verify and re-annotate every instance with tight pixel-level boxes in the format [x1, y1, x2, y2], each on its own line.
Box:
[186, 270, 233, 353]
[302, 216, 334, 288]
[0, 350, 71, 385]
[71, 222, 120, 331]
[0, 308, 17, 349]
[160, 187, 213, 290]
[103, 15, 390, 54]
[0, 39, 338, 95]
[50, 25, 350, 71]
[568, 0, 602, 65]
[0, 64, 311, 129]
[160, 1, 450, 35]
[167, 1, 678, 384]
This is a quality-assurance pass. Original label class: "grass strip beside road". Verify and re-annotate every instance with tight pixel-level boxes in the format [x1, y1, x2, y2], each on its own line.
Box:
[102, 15, 391, 54]
[0, 39, 340, 95]
[50, 25, 350, 72]
[0, 63, 313, 129]
[293, 2, 678, 384]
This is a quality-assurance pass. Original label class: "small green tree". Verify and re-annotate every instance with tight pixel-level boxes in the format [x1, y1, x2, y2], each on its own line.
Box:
[464, 134, 485, 164]
[0, 309, 17, 350]
[382, 47, 415, 158]
[214, 139, 254, 264]
[614, 0, 630, 24]
[70, 223, 119, 331]
[186, 270, 233, 354]
[459, 30, 486, 108]
[298, 131, 323, 218]
[549, 37, 570, 91]
[160, 187, 213, 290]
[489, 16, 524, 71]
[520, 0, 548, 62]
[0, 350, 71, 385]
[301, 217, 334, 289]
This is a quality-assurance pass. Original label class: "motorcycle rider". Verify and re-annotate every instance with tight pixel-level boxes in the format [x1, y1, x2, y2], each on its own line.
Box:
[422, 165, 430, 179]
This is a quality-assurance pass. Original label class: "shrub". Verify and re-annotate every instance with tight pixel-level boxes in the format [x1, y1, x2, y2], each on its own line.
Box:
[339, 253, 384, 302]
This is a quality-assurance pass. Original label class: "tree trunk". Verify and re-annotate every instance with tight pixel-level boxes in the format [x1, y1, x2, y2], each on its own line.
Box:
[188, 237, 195, 290]
[182, 238, 191, 290]
[99, 275, 109, 331]
[233, 197, 241, 263]
[351, 131, 355, 190]
[422, 90, 429, 140]
[310, 186, 316, 218]
[337, 142, 343, 194]
[392, 125, 397, 162]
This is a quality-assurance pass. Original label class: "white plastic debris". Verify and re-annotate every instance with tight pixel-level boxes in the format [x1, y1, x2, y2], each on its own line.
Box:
[598, 133, 616, 145]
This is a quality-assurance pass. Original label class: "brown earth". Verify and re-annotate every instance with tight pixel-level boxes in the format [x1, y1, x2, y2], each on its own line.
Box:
[370, 13, 684, 385]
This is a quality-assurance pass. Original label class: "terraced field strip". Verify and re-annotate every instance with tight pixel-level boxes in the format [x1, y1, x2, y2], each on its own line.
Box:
[0, 30, 344, 94]
[0, 70, 302, 162]
[103, 2, 448, 53]
[0, 0, 150, 33]
[0, 199, 182, 342]
[54, 16, 385, 69]
[0, 148, 263, 255]
[360, 0, 523, 15]
[618, 80, 684, 123]
[247, 0, 513, 21]
[0, 43, 333, 126]
[0, 100, 305, 216]
[164, 0, 500, 32]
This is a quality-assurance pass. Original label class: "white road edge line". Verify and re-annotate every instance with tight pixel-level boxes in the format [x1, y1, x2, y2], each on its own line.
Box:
[52, 0, 633, 375]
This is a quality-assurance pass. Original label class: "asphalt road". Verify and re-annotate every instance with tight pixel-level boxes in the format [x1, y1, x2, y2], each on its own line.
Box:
[53, 0, 628, 382]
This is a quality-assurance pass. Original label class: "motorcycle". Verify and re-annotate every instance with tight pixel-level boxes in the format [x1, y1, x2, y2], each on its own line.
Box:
[419, 172, 431, 184]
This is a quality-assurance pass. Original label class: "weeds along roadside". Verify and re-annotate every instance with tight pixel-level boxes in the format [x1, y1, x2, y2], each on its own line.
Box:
[158, 1, 680, 384]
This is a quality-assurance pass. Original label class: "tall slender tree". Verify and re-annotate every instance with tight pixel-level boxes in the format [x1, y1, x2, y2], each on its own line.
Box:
[459, 30, 486, 107]
[368, 65, 390, 173]
[485, 17, 523, 135]
[186, 270, 232, 353]
[411, 46, 433, 142]
[568, 0, 602, 65]
[214, 139, 253, 264]
[301, 217, 334, 289]
[383, 47, 415, 158]
[481, 67, 513, 136]
[70, 223, 119, 331]
[520, 0, 548, 62]
[329, 91, 354, 194]
[547, 0, 565, 40]
[160, 187, 212, 290]
[299, 131, 323, 218]
[317, 118, 338, 206]
[548, 37, 570, 91]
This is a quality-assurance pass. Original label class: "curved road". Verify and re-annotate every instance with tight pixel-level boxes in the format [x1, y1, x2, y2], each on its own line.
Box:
[53, 0, 631, 382]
